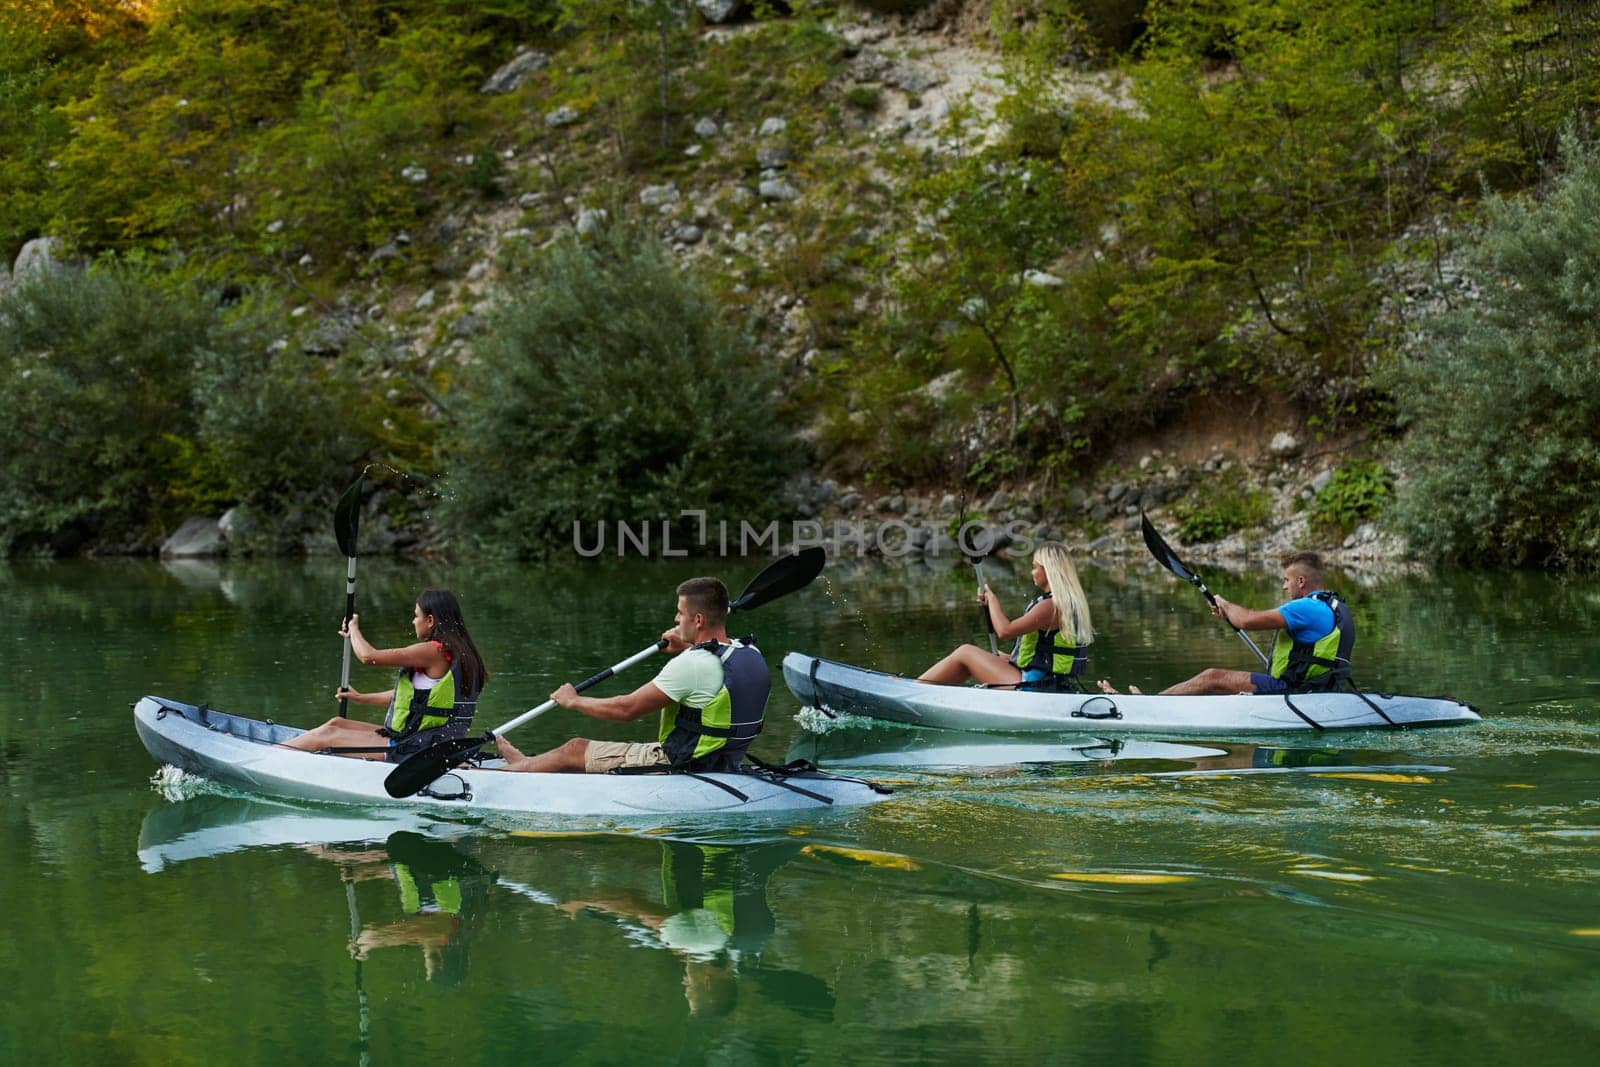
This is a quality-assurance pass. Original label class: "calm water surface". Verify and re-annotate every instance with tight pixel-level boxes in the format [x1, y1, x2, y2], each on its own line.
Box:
[3, 554, 1597, 1064]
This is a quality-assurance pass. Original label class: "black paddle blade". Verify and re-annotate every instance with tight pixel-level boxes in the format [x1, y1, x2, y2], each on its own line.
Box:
[383, 734, 486, 798]
[334, 475, 364, 558]
[1140, 512, 1195, 582]
[730, 547, 826, 613]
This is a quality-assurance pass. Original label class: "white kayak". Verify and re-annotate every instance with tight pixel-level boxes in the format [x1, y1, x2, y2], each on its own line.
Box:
[782, 654, 1482, 735]
[133, 695, 891, 817]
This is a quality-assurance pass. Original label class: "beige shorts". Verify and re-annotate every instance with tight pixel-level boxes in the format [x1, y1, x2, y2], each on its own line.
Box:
[584, 740, 670, 774]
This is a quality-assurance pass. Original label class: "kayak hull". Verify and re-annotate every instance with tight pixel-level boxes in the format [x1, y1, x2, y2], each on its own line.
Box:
[782, 654, 1481, 735]
[133, 696, 889, 816]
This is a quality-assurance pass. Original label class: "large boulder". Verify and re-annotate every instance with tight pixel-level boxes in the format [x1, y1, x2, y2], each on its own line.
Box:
[162, 517, 226, 558]
[13, 236, 64, 279]
[694, 0, 744, 24]
[480, 49, 549, 95]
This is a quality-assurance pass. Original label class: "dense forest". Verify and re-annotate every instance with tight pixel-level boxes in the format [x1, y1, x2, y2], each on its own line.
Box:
[1, 0, 1597, 567]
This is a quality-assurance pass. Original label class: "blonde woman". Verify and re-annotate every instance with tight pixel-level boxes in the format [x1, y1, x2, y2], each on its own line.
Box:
[919, 542, 1095, 691]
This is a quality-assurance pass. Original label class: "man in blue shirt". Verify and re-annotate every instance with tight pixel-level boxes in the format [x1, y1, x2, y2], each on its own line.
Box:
[1102, 552, 1344, 695]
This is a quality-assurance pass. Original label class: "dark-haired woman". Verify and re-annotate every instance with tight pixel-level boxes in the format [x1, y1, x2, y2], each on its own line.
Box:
[282, 589, 489, 761]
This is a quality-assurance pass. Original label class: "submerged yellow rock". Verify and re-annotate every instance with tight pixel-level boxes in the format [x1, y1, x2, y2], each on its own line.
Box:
[1048, 872, 1193, 885]
[1310, 772, 1434, 784]
[800, 844, 920, 870]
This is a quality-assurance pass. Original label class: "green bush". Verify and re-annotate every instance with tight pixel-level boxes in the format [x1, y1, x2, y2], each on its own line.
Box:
[1172, 470, 1272, 543]
[1308, 458, 1393, 538]
[0, 265, 219, 553]
[443, 222, 797, 558]
[1388, 132, 1600, 569]
[0, 265, 385, 556]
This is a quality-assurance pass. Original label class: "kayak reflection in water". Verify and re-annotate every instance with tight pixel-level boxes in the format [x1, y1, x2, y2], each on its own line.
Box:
[495, 577, 767, 775]
[309, 831, 492, 987]
[1097, 551, 1352, 697]
[282, 589, 489, 761]
[919, 542, 1095, 692]
[546, 841, 824, 1019]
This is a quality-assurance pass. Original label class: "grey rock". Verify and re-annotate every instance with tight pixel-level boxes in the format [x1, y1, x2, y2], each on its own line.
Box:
[1023, 269, 1064, 287]
[1268, 431, 1301, 457]
[693, 117, 720, 139]
[367, 242, 400, 263]
[545, 106, 581, 128]
[887, 64, 944, 94]
[756, 145, 791, 169]
[673, 225, 704, 245]
[13, 236, 64, 279]
[576, 208, 608, 235]
[1066, 487, 1088, 509]
[1310, 468, 1335, 494]
[162, 517, 225, 558]
[837, 491, 860, 511]
[759, 117, 788, 137]
[937, 493, 956, 513]
[480, 49, 549, 95]
[414, 289, 436, 311]
[450, 313, 482, 339]
[694, 0, 743, 22]
[1106, 483, 1128, 503]
[759, 178, 799, 201]
[640, 183, 680, 207]
[925, 531, 959, 557]
[400, 165, 428, 184]
[302, 316, 355, 356]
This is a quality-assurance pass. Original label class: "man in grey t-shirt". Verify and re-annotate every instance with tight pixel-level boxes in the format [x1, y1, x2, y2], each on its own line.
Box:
[494, 577, 736, 774]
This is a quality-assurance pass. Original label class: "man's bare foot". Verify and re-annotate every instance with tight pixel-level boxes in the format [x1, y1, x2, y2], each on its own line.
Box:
[494, 735, 525, 761]
[1096, 679, 1143, 695]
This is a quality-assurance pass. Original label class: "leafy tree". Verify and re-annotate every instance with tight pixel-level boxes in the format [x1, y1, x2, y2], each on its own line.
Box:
[444, 223, 796, 558]
[0, 265, 219, 553]
[880, 151, 1084, 439]
[1388, 132, 1600, 569]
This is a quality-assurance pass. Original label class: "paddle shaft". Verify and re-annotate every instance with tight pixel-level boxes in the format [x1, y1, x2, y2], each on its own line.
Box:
[957, 488, 998, 654]
[973, 562, 998, 655]
[1187, 576, 1271, 670]
[1140, 513, 1269, 669]
[338, 555, 357, 717]
[487, 639, 669, 740]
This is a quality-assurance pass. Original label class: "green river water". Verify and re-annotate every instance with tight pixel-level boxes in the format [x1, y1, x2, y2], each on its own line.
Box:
[3, 554, 1597, 1064]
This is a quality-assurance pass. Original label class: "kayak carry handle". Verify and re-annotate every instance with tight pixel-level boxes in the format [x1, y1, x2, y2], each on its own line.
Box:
[1072, 696, 1121, 721]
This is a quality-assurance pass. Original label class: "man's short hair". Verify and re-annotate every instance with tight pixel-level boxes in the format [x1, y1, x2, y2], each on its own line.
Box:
[676, 577, 729, 627]
[1281, 551, 1325, 585]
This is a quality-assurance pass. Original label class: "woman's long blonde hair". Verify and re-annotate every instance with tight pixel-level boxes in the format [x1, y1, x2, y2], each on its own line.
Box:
[1034, 542, 1093, 645]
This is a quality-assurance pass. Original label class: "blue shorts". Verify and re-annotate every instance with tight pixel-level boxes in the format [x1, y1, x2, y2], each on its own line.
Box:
[1249, 673, 1289, 695]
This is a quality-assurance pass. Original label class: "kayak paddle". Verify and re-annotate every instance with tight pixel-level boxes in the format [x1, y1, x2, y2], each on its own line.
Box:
[382, 546, 828, 798]
[957, 488, 998, 655]
[1139, 511, 1269, 669]
[334, 474, 364, 717]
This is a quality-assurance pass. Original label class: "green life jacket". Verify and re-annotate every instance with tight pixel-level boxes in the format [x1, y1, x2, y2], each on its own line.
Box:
[658, 639, 770, 772]
[1009, 593, 1088, 680]
[384, 644, 480, 740]
[1267, 590, 1355, 690]
[395, 864, 463, 915]
[661, 844, 737, 939]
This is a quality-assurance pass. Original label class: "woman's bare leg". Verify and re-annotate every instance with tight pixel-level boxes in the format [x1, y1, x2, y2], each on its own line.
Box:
[280, 718, 390, 759]
[919, 644, 1024, 686]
